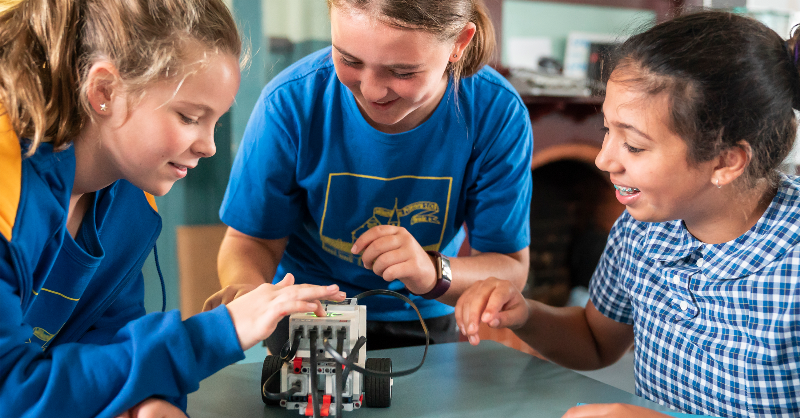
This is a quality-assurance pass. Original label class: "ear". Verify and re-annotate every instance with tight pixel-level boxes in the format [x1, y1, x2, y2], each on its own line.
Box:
[450, 22, 477, 63]
[712, 141, 751, 187]
[85, 61, 121, 116]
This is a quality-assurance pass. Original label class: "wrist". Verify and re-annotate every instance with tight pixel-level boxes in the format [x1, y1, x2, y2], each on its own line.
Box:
[410, 251, 452, 300]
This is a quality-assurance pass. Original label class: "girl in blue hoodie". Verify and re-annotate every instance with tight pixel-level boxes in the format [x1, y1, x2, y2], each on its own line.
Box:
[0, 1, 343, 417]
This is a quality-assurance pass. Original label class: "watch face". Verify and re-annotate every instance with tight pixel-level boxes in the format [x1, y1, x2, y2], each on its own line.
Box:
[440, 256, 452, 282]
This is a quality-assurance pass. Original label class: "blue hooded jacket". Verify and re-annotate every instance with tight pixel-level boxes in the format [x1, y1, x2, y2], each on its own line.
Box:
[0, 114, 244, 417]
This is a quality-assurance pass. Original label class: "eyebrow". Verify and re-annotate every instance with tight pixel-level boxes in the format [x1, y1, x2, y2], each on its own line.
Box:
[602, 112, 654, 142]
[176, 101, 213, 114]
[332, 45, 423, 70]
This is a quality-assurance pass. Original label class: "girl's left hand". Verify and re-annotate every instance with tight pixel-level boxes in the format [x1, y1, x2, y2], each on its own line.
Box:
[115, 398, 187, 418]
[562, 403, 672, 418]
[351, 225, 438, 296]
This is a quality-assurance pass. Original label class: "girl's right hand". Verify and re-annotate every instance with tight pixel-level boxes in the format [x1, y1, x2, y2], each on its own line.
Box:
[455, 277, 531, 346]
[115, 398, 186, 418]
[225, 274, 346, 350]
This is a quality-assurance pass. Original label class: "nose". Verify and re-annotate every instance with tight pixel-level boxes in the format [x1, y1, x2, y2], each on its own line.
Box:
[359, 69, 389, 102]
[192, 128, 216, 158]
[595, 134, 621, 174]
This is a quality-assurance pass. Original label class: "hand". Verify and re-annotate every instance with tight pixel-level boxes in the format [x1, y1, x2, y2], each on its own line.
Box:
[455, 277, 530, 345]
[562, 403, 673, 418]
[225, 273, 346, 350]
[115, 398, 186, 418]
[351, 225, 437, 295]
[202, 283, 261, 312]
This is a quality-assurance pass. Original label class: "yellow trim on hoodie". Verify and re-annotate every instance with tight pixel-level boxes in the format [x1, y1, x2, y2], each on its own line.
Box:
[0, 109, 21, 241]
[144, 192, 158, 212]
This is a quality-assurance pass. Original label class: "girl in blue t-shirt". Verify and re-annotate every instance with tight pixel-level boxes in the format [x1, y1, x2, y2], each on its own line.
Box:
[457, 11, 800, 418]
[0, 1, 343, 417]
[205, 0, 533, 352]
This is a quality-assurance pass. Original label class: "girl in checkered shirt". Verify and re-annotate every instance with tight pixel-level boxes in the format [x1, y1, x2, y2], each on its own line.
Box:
[456, 10, 800, 418]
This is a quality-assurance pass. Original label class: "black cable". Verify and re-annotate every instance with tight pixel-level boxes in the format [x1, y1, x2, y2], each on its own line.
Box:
[152, 244, 166, 312]
[335, 327, 345, 418]
[262, 328, 304, 402]
[341, 336, 366, 385]
[261, 369, 302, 401]
[309, 328, 321, 418]
[323, 289, 429, 378]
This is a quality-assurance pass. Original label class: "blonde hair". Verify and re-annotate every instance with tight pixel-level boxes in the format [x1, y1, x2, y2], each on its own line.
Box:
[0, 0, 242, 155]
[327, 0, 495, 92]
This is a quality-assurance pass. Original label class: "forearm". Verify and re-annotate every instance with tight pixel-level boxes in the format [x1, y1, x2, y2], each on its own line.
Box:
[217, 228, 285, 288]
[513, 301, 632, 371]
[440, 248, 528, 305]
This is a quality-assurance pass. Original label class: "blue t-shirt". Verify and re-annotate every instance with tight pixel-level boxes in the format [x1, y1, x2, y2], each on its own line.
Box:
[221, 47, 533, 321]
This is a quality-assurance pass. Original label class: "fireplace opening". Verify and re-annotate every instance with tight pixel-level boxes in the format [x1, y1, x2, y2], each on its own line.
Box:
[524, 157, 625, 307]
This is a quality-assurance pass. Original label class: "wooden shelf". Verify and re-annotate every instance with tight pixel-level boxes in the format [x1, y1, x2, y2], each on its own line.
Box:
[521, 95, 603, 121]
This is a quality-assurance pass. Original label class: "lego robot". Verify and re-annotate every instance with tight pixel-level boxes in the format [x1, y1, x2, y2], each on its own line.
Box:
[261, 298, 393, 416]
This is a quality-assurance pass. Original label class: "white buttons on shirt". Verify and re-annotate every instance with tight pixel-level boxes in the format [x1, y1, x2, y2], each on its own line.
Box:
[697, 259, 705, 268]
[679, 300, 689, 311]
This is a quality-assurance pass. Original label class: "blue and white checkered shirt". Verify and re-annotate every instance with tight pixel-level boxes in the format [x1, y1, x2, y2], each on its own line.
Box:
[590, 174, 800, 417]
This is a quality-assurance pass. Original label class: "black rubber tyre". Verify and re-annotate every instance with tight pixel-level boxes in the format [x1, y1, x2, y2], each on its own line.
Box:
[364, 358, 392, 407]
[261, 355, 283, 406]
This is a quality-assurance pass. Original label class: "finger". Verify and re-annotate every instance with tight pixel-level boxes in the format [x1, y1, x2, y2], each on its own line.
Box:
[312, 301, 327, 317]
[202, 292, 222, 312]
[276, 273, 295, 287]
[221, 288, 241, 305]
[480, 284, 515, 324]
[277, 284, 341, 304]
[360, 235, 403, 270]
[351, 224, 399, 254]
[259, 301, 322, 333]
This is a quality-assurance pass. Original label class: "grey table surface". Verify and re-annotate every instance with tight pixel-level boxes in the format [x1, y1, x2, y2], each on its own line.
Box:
[187, 340, 671, 418]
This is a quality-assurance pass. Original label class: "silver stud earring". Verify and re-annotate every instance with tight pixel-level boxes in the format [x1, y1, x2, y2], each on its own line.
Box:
[100, 103, 107, 112]
[453, 53, 458, 58]
[715, 178, 721, 189]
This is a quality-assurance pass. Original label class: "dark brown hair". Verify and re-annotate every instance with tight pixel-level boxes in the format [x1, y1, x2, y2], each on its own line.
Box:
[327, 0, 495, 91]
[606, 11, 800, 187]
[0, 0, 242, 155]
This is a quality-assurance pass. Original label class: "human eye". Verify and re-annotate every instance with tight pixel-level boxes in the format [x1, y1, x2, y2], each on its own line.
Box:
[391, 71, 415, 80]
[178, 112, 198, 125]
[622, 142, 644, 154]
[339, 56, 360, 68]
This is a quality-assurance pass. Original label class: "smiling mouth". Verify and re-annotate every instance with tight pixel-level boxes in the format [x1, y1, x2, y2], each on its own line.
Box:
[614, 185, 641, 196]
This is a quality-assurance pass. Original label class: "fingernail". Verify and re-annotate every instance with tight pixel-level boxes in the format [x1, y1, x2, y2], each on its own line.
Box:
[482, 313, 491, 323]
[338, 292, 346, 298]
[351, 244, 358, 254]
[469, 335, 478, 345]
[327, 285, 338, 291]
[490, 319, 500, 327]
[468, 323, 477, 334]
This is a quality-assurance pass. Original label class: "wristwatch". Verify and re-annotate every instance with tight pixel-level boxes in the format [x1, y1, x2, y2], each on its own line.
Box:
[414, 251, 452, 300]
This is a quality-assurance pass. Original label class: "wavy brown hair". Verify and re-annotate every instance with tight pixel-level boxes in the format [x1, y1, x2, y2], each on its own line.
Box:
[0, 0, 241, 156]
[327, 0, 495, 93]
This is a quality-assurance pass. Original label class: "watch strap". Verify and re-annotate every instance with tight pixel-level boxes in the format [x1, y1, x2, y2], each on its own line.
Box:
[413, 251, 452, 300]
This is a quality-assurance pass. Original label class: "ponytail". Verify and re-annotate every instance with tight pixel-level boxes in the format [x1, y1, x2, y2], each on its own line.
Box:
[786, 24, 800, 110]
[453, 0, 495, 80]
[0, 0, 82, 155]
